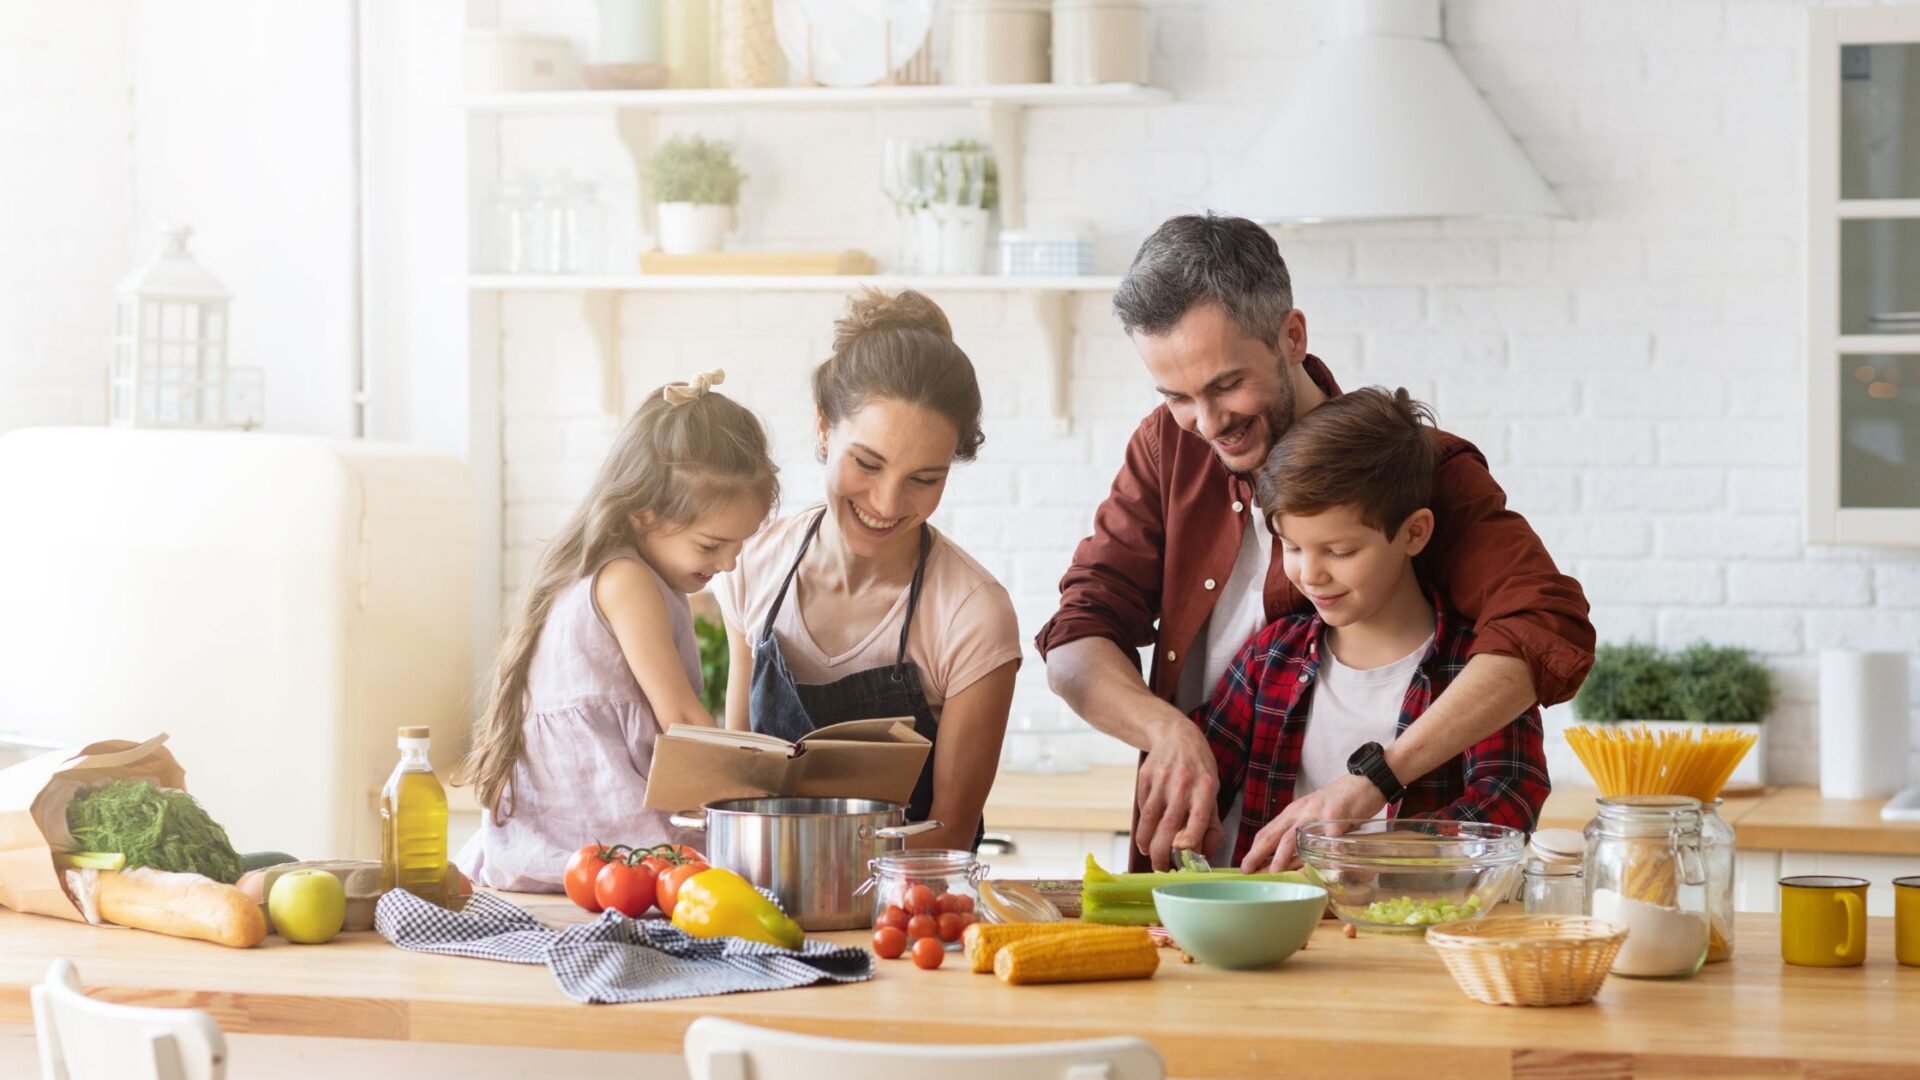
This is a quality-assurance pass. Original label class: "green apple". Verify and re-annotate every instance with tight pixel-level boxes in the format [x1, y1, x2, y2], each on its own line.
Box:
[269, 869, 347, 944]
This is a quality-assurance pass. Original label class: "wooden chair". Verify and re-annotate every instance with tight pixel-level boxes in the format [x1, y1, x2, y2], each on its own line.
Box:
[31, 959, 226, 1080]
[682, 1016, 1164, 1080]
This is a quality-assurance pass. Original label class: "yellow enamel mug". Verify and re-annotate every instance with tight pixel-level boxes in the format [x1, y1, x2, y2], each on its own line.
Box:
[1897, 876, 1920, 967]
[1779, 875, 1868, 967]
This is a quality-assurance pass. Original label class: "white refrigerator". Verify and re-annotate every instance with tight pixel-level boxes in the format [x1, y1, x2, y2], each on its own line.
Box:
[0, 427, 475, 861]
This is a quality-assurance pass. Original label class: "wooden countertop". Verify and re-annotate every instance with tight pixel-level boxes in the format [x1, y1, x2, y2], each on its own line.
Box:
[2, 895, 1915, 1077]
[986, 765, 1920, 855]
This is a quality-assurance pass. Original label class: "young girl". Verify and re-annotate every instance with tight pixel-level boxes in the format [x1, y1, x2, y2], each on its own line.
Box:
[456, 370, 778, 891]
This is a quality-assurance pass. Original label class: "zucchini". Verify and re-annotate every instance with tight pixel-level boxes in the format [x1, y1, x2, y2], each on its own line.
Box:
[239, 851, 300, 873]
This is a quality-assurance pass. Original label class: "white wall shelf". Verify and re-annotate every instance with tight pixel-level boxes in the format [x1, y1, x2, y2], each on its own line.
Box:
[467, 273, 1122, 292]
[464, 83, 1170, 112]
[471, 274, 1116, 436]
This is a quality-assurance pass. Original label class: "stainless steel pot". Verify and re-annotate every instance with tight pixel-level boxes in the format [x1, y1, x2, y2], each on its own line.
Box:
[670, 797, 941, 931]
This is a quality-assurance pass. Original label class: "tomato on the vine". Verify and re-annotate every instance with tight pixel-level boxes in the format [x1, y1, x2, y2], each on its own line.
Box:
[594, 858, 657, 917]
[564, 845, 612, 912]
[656, 860, 708, 917]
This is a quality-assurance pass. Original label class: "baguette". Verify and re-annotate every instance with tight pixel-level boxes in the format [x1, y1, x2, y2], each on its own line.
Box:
[97, 867, 267, 948]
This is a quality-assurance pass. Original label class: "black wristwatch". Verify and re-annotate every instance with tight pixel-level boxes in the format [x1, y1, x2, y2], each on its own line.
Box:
[1347, 741, 1406, 802]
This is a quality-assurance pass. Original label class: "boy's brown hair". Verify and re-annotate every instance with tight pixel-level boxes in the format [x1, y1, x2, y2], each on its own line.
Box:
[1256, 386, 1437, 538]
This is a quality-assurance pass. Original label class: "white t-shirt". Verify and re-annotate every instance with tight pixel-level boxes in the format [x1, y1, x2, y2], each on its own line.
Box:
[1174, 505, 1273, 713]
[713, 508, 1023, 716]
[1292, 634, 1435, 808]
[1174, 505, 1271, 865]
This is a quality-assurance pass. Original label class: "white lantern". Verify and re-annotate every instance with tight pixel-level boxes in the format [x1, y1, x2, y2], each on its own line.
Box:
[108, 225, 262, 428]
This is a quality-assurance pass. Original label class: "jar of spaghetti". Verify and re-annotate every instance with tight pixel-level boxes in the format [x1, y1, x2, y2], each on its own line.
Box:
[1583, 795, 1708, 978]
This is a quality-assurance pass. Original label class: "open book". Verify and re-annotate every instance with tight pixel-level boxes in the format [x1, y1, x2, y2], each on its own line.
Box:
[643, 717, 931, 811]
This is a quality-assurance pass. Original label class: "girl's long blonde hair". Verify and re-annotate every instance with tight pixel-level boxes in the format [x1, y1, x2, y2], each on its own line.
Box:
[458, 375, 777, 823]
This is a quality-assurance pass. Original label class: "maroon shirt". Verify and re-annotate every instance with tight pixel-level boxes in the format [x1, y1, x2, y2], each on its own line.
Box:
[1034, 356, 1595, 708]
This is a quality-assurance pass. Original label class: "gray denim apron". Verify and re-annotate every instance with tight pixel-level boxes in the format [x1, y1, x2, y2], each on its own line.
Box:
[747, 510, 982, 849]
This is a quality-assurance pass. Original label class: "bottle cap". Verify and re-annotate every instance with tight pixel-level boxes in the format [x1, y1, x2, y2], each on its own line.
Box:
[398, 725, 431, 740]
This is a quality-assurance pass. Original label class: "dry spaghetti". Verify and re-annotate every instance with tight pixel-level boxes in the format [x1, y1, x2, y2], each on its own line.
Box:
[1564, 725, 1757, 802]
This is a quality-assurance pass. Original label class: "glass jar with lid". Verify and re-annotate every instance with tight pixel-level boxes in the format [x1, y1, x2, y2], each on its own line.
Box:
[1701, 798, 1736, 962]
[1522, 827, 1585, 916]
[1584, 795, 1709, 978]
[860, 849, 986, 949]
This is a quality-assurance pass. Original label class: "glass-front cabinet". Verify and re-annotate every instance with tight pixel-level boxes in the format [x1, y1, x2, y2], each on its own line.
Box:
[1811, 9, 1920, 544]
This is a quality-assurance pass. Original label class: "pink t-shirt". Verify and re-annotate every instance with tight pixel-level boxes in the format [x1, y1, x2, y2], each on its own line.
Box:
[714, 508, 1022, 714]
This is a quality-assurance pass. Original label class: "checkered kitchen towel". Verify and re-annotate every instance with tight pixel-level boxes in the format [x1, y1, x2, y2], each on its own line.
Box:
[376, 890, 874, 1004]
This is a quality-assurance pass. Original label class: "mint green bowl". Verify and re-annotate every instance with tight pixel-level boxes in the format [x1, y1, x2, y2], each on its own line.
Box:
[1151, 880, 1328, 970]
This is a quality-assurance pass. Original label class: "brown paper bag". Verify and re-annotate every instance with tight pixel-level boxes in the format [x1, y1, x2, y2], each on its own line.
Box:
[0, 734, 186, 921]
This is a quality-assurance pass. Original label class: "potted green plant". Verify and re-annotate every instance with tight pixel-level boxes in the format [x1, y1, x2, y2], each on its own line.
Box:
[910, 138, 997, 274]
[1571, 641, 1775, 786]
[648, 135, 745, 255]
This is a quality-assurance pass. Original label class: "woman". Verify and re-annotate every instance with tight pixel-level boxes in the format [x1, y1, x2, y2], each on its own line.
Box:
[714, 288, 1020, 851]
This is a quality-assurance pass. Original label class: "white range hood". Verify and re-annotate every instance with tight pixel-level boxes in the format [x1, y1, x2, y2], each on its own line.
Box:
[1210, 0, 1565, 224]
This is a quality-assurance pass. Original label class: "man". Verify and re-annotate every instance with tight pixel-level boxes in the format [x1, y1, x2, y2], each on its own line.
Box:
[1035, 213, 1593, 871]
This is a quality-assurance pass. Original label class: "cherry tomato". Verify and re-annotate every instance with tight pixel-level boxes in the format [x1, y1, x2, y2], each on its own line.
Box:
[910, 935, 945, 969]
[906, 913, 938, 941]
[594, 859, 657, 917]
[872, 926, 907, 959]
[904, 884, 938, 916]
[564, 845, 611, 912]
[876, 905, 910, 932]
[656, 861, 708, 918]
[935, 912, 965, 942]
[936, 892, 978, 915]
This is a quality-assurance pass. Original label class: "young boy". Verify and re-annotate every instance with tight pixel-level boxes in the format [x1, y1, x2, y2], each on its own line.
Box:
[1191, 387, 1550, 873]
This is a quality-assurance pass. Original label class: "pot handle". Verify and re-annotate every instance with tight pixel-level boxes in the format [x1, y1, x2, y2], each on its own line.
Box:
[868, 819, 943, 841]
[668, 811, 708, 831]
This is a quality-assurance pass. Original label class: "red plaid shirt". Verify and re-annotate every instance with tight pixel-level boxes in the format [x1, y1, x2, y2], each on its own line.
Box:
[1192, 590, 1550, 864]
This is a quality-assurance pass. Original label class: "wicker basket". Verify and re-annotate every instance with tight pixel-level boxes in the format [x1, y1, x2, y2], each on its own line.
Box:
[1427, 915, 1627, 1007]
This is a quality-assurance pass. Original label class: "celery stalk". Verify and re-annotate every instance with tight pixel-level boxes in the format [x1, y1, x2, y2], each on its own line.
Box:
[1079, 855, 1313, 926]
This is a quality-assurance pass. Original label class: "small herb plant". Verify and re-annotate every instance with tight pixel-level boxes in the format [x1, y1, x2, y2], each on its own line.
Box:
[1572, 641, 1774, 724]
[648, 135, 746, 206]
[694, 614, 728, 716]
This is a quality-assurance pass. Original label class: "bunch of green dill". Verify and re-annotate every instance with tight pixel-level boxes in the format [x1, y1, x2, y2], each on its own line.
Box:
[65, 779, 244, 884]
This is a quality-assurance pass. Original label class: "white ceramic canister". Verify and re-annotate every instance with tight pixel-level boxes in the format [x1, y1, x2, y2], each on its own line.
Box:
[1051, 0, 1148, 85]
[463, 30, 580, 93]
[950, 0, 1052, 85]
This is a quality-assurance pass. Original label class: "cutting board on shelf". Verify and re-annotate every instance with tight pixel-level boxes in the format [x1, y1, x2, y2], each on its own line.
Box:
[638, 249, 876, 275]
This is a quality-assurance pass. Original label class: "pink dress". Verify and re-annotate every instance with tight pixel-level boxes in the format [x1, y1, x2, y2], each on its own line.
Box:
[456, 549, 703, 891]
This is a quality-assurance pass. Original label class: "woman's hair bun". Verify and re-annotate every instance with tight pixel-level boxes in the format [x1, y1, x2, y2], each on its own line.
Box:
[833, 287, 953, 352]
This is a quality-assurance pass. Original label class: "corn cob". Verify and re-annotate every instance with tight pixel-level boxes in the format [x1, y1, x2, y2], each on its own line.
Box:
[961, 922, 1143, 973]
[993, 927, 1160, 985]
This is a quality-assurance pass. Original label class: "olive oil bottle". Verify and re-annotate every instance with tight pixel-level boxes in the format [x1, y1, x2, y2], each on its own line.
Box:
[380, 725, 448, 906]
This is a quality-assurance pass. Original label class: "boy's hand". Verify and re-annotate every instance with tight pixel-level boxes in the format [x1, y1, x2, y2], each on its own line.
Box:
[1239, 774, 1385, 873]
[1133, 715, 1222, 870]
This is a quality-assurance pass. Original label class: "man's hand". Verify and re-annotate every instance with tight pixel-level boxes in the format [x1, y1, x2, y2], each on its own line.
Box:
[1238, 773, 1385, 873]
[1133, 717, 1222, 870]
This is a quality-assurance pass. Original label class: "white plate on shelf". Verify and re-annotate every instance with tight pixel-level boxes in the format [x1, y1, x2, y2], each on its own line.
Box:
[774, 0, 934, 87]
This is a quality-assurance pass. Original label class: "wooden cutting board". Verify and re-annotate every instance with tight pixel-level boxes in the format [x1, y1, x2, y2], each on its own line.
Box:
[638, 249, 877, 275]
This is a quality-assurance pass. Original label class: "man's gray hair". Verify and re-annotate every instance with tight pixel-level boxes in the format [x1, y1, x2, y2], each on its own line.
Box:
[1112, 213, 1294, 345]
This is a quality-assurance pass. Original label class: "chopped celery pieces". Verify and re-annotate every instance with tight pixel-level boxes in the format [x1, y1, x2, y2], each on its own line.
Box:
[1080, 855, 1311, 926]
[1357, 894, 1483, 927]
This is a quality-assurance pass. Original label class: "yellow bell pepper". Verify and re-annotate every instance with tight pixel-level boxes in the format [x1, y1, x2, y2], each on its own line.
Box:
[670, 867, 805, 950]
